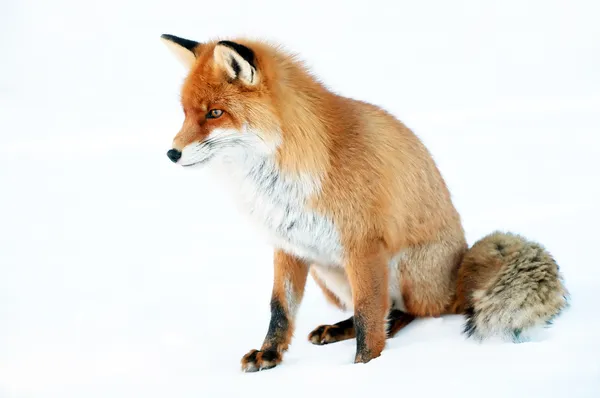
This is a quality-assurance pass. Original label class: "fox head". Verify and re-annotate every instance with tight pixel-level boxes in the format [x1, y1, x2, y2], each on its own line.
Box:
[160, 34, 281, 167]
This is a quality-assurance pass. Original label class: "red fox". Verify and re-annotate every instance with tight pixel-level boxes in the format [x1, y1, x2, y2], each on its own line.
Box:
[160, 34, 569, 372]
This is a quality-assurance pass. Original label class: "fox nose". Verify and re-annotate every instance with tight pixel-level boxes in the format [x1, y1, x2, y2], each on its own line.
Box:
[166, 149, 182, 163]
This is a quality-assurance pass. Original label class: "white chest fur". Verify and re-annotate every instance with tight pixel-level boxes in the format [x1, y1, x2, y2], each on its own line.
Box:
[214, 143, 343, 266]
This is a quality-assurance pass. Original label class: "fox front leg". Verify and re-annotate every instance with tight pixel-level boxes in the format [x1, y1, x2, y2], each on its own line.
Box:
[241, 250, 309, 372]
[344, 243, 390, 364]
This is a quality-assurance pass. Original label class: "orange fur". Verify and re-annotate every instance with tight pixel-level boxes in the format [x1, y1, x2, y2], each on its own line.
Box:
[161, 34, 568, 371]
[164, 35, 464, 365]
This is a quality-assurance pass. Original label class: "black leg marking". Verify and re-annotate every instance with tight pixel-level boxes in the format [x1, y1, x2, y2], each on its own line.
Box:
[241, 299, 289, 373]
[263, 298, 289, 349]
[386, 309, 415, 337]
[260, 350, 279, 363]
[321, 317, 354, 340]
[353, 313, 370, 360]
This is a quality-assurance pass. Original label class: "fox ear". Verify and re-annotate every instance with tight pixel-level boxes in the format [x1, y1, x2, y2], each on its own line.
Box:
[214, 41, 258, 85]
[160, 34, 201, 69]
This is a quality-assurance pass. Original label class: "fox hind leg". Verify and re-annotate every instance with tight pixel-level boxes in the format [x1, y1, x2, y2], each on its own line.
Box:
[308, 316, 355, 345]
[308, 310, 414, 346]
[386, 309, 415, 337]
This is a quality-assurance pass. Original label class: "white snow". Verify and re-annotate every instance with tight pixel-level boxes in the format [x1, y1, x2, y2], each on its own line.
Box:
[1, 0, 600, 397]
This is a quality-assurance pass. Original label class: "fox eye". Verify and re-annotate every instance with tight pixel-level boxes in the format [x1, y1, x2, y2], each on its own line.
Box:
[207, 109, 223, 119]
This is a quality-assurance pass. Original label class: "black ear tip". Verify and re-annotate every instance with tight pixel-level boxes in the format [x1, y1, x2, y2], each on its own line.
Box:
[160, 34, 201, 52]
[217, 40, 256, 68]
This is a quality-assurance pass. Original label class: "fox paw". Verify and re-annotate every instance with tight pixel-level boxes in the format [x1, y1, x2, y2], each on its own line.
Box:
[241, 349, 282, 372]
[308, 324, 353, 345]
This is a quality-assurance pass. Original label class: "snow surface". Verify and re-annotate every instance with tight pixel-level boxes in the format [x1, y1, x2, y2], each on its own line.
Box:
[1, 0, 600, 397]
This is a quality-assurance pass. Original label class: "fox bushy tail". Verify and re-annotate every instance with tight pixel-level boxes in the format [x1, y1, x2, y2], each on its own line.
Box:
[454, 231, 569, 341]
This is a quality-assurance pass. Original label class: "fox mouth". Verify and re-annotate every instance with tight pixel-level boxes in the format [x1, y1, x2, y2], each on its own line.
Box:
[176, 133, 241, 167]
[170, 126, 270, 167]
[181, 155, 214, 167]
[177, 142, 217, 167]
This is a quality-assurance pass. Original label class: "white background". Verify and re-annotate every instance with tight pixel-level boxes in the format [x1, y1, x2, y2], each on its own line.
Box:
[1, 0, 599, 397]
